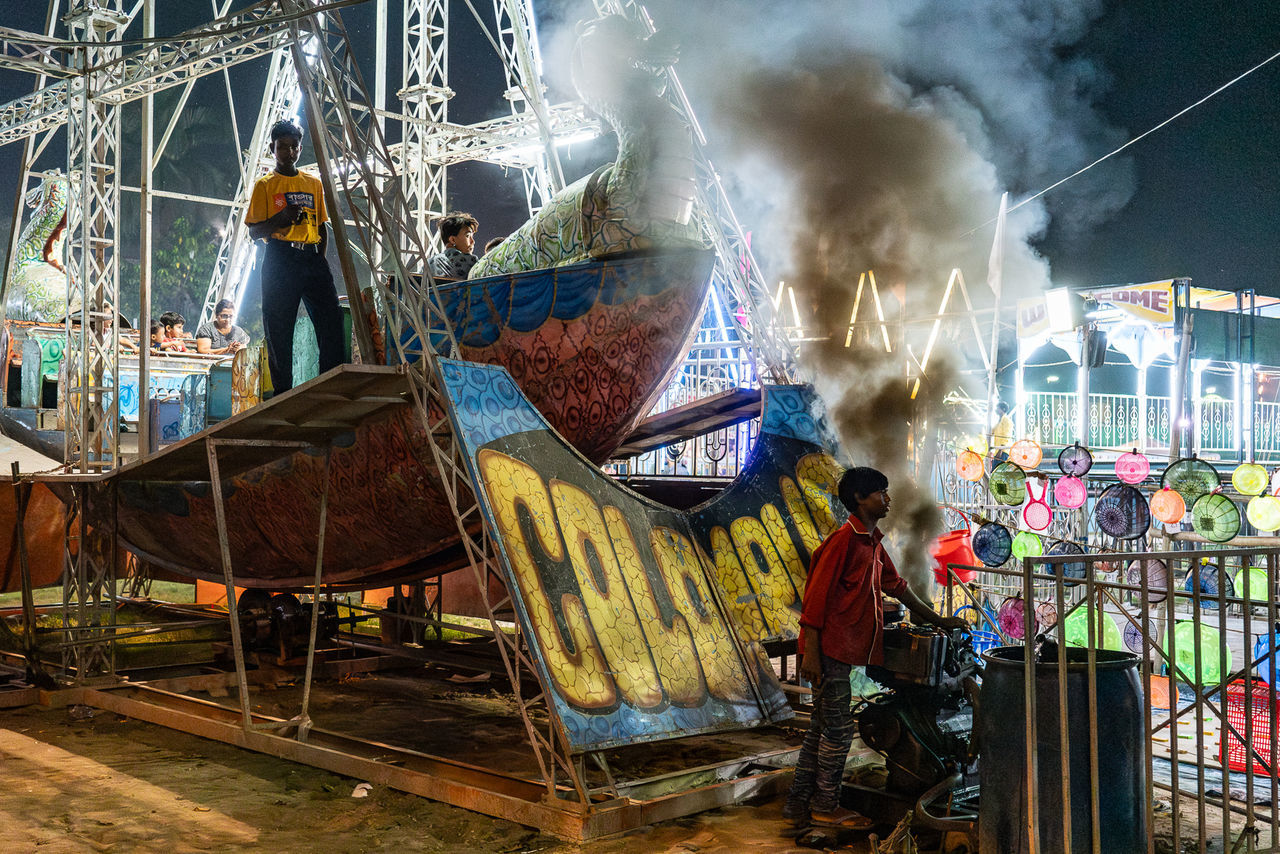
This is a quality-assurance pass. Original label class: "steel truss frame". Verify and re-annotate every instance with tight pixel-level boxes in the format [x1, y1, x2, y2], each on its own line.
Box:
[63, 1, 129, 474]
[282, 0, 592, 802]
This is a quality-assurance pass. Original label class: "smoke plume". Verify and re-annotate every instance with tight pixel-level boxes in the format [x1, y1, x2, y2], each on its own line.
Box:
[540, 1, 1133, 587]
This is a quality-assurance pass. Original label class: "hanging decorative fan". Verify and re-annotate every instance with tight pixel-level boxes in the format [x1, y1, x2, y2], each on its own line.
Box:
[1034, 600, 1058, 628]
[1058, 443, 1093, 477]
[1064, 606, 1123, 650]
[1184, 560, 1236, 608]
[957, 449, 985, 482]
[1236, 566, 1272, 604]
[1009, 438, 1043, 469]
[1126, 558, 1169, 603]
[989, 462, 1027, 506]
[1232, 462, 1269, 496]
[1149, 487, 1186, 525]
[1046, 540, 1087, 586]
[1011, 530, 1044, 560]
[1162, 456, 1221, 506]
[971, 523, 1012, 567]
[1191, 492, 1240, 543]
[1114, 449, 1150, 485]
[1053, 475, 1087, 509]
[1094, 483, 1151, 540]
[997, 596, 1035, 640]
[1247, 494, 1280, 531]
[1094, 556, 1121, 573]
[1023, 481, 1052, 531]
[1123, 619, 1153, 654]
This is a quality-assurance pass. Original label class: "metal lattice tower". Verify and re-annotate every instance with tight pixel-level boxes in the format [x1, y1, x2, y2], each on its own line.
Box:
[63, 1, 130, 472]
[492, 0, 562, 211]
[401, 0, 450, 254]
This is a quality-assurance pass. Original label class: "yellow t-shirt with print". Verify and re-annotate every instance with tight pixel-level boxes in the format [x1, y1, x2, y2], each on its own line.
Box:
[248, 169, 327, 244]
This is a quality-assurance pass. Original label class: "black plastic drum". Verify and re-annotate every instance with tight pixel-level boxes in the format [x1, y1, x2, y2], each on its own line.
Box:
[978, 645, 1146, 854]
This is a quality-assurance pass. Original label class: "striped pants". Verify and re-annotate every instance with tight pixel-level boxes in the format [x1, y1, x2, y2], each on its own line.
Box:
[785, 654, 855, 816]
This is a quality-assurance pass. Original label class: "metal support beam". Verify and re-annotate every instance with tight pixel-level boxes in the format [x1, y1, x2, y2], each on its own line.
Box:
[64, 1, 131, 473]
[401, 0, 450, 251]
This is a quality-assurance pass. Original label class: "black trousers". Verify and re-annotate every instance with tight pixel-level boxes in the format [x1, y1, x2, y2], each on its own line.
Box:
[261, 241, 345, 394]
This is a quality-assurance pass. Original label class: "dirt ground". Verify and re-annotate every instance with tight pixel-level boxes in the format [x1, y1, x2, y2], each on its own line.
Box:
[0, 676, 878, 854]
[0, 666, 1261, 853]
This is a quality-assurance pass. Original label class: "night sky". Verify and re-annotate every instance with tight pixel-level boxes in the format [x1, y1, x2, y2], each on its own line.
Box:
[0, 1, 1277, 298]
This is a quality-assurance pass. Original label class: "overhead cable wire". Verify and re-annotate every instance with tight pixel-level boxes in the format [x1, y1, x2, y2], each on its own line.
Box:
[966, 45, 1280, 236]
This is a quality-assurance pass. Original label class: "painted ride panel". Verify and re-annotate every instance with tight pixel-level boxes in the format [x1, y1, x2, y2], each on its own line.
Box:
[409, 248, 713, 463]
[440, 358, 792, 751]
[685, 386, 847, 645]
[105, 250, 710, 588]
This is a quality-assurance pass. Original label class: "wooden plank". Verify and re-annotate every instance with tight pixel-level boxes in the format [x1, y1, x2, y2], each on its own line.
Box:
[39, 364, 415, 483]
[612, 387, 761, 458]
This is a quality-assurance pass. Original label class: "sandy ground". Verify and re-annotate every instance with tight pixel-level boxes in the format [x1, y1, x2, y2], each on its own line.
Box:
[0, 681, 875, 854]
[0, 667, 1262, 853]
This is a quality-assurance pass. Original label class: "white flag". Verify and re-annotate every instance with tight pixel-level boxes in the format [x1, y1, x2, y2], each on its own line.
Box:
[986, 192, 1008, 298]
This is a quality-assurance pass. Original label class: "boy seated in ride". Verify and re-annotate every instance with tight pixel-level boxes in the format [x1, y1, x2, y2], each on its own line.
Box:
[158, 311, 189, 353]
[427, 211, 479, 279]
[783, 466, 964, 829]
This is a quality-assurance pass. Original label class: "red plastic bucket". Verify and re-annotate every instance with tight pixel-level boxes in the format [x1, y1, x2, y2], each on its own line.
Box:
[930, 529, 977, 584]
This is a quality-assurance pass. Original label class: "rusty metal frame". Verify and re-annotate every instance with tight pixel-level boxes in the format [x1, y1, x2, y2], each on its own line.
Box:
[282, 0, 596, 804]
[205, 435, 331, 737]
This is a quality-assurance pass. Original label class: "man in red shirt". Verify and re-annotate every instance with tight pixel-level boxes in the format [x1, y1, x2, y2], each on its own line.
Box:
[783, 466, 965, 829]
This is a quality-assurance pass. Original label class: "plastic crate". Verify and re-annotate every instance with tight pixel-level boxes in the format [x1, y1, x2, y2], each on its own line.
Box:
[1222, 678, 1279, 776]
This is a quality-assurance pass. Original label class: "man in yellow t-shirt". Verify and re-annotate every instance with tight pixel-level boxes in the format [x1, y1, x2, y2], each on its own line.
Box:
[990, 401, 1013, 468]
[246, 119, 344, 395]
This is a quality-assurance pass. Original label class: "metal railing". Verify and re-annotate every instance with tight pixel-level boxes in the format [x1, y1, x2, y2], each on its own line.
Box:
[611, 333, 760, 478]
[1023, 392, 1280, 460]
[938, 549, 1280, 854]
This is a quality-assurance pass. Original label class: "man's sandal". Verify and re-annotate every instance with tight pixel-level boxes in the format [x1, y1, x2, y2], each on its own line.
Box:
[809, 807, 874, 830]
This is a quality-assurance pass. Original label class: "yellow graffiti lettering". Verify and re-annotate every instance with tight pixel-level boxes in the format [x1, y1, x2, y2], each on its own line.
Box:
[761, 501, 808, 595]
[550, 480, 663, 709]
[796, 452, 842, 538]
[650, 527, 751, 702]
[477, 450, 614, 709]
[729, 515, 799, 637]
[780, 476, 823, 553]
[706, 526, 768, 642]
[602, 506, 704, 707]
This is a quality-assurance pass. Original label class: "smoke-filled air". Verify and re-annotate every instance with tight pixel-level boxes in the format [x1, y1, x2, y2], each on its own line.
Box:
[543, 0, 1135, 587]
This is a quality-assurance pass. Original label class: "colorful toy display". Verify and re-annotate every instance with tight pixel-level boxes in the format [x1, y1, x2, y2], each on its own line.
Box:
[1053, 475, 1087, 509]
[1094, 484, 1151, 540]
[957, 449, 985, 482]
[1191, 492, 1241, 543]
[989, 461, 1027, 506]
[1009, 438, 1043, 469]
[1231, 462, 1269, 496]
[1057, 443, 1093, 477]
[1114, 449, 1150, 484]
[1023, 481, 1052, 530]
[1149, 487, 1186, 524]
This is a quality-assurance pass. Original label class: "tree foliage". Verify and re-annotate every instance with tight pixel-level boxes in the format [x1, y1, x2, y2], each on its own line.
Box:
[119, 215, 214, 328]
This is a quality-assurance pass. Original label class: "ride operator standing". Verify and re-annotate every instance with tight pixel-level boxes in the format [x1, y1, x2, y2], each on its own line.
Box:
[783, 466, 965, 830]
[246, 119, 345, 395]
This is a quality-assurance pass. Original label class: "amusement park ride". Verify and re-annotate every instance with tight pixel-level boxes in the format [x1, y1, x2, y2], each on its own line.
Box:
[0, 0, 987, 844]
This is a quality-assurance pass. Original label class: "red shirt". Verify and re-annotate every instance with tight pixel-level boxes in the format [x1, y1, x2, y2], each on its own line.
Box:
[799, 517, 908, 666]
